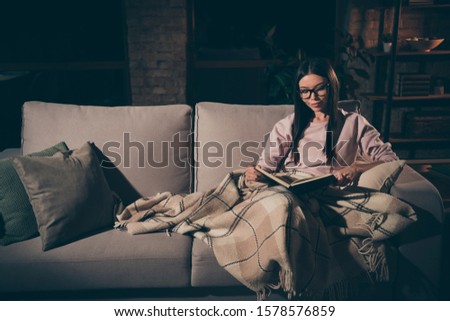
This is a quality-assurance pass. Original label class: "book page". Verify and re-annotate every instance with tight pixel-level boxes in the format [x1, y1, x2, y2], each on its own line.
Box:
[273, 174, 297, 185]
[273, 171, 314, 185]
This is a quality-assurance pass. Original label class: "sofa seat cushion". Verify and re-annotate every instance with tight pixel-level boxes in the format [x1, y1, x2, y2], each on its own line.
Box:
[0, 230, 192, 292]
[191, 238, 242, 287]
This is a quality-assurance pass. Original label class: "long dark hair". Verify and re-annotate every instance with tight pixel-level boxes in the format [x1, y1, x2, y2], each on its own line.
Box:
[276, 57, 341, 172]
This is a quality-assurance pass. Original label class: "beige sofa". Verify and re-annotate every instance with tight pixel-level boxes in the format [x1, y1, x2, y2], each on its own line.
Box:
[0, 101, 444, 299]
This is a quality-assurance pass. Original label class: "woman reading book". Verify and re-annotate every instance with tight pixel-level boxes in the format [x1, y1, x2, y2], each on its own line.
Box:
[117, 57, 415, 300]
[245, 57, 398, 186]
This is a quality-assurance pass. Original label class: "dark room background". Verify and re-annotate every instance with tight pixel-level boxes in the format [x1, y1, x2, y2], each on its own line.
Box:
[0, 0, 129, 150]
[0, 0, 337, 150]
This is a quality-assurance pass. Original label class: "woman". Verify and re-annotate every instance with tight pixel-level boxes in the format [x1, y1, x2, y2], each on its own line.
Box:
[245, 57, 398, 186]
[116, 58, 413, 299]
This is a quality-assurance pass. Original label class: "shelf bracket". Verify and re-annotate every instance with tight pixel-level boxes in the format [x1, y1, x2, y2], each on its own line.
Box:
[383, 0, 402, 141]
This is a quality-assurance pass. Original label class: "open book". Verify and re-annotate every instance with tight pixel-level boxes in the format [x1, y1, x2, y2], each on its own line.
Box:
[255, 166, 337, 193]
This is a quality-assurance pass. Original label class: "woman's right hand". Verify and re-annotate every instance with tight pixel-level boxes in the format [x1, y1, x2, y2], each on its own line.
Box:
[245, 166, 262, 181]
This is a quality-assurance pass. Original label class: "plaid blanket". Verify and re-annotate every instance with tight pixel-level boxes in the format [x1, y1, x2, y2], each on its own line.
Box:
[115, 170, 416, 300]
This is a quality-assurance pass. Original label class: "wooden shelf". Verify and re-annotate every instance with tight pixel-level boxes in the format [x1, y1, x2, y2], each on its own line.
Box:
[0, 61, 128, 71]
[370, 1, 450, 164]
[404, 158, 450, 165]
[370, 50, 450, 57]
[404, 4, 450, 9]
[194, 59, 273, 69]
[362, 93, 450, 101]
[390, 136, 450, 144]
[374, 3, 450, 10]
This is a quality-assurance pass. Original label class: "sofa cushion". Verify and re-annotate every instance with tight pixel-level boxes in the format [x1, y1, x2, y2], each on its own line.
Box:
[0, 230, 192, 292]
[21, 102, 192, 204]
[194, 102, 293, 192]
[357, 160, 405, 193]
[191, 238, 242, 287]
[0, 142, 69, 246]
[12, 142, 116, 251]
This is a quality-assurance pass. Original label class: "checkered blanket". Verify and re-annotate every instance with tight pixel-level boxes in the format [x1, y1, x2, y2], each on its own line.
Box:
[115, 170, 416, 299]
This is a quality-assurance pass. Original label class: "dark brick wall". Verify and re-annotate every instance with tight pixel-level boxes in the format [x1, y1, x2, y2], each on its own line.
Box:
[124, 1, 450, 108]
[125, 0, 187, 105]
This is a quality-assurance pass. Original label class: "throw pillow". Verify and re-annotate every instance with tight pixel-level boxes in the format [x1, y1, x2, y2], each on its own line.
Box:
[357, 160, 406, 193]
[0, 142, 69, 246]
[91, 144, 141, 207]
[12, 142, 116, 251]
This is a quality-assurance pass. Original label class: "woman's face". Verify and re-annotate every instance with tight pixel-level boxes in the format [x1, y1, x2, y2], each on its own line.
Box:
[298, 73, 329, 114]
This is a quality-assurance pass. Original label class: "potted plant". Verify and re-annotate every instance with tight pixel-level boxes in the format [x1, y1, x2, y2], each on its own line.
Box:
[334, 30, 374, 100]
[261, 25, 303, 104]
[382, 33, 393, 53]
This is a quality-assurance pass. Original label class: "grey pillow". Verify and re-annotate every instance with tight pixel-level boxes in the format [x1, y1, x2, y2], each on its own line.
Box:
[0, 142, 69, 246]
[357, 160, 406, 193]
[12, 142, 115, 251]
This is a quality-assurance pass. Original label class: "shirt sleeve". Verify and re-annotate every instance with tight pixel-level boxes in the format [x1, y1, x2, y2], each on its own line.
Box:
[257, 114, 294, 171]
[357, 115, 398, 162]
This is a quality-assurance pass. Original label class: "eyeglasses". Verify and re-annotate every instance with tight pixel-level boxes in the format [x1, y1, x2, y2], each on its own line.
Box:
[299, 83, 329, 99]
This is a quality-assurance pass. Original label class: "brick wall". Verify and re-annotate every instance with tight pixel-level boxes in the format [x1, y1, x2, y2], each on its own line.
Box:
[125, 0, 187, 105]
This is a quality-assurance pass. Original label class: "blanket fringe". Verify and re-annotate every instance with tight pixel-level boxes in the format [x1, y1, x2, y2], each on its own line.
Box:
[266, 268, 296, 300]
[357, 212, 389, 282]
[359, 238, 389, 282]
[114, 221, 127, 230]
[278, 268, 296, 300]
[257, 287, 272, 301]
[322, 277, 361, 300]
[258, 269, 296, 300]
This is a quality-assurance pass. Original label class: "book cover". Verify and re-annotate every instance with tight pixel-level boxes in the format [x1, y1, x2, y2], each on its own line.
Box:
[396, 77, 431, 85]
[255, 166, 337, 193]
[397, 84, 430, 90]
[397, 90, 430, 96]
[396, 73, 431, 80]
[396, 81, 431, 87]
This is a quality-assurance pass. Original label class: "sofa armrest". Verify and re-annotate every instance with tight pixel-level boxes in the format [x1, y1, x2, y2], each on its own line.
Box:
[391, 165, 444, 224]
[0, 148, 21, 160]
[390, 165, 444, 296]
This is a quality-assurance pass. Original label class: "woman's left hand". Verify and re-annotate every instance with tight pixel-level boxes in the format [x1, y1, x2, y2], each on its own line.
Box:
[333, 166, 361, 186]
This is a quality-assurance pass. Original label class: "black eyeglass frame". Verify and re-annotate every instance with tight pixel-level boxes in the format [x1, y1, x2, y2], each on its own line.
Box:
[298, 83, 330, 99]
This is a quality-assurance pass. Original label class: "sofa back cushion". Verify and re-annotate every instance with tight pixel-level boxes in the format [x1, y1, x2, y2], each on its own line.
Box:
[194, 102, 294, 192]
[22, 102, 192, 204]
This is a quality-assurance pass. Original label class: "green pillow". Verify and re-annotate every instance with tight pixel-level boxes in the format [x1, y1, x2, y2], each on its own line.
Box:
[12, 142, 116, 251]
[0, 142, 69, 246]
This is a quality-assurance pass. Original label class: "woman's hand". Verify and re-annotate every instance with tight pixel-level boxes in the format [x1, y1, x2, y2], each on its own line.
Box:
[333, 166, 361, 186]
[245, 166, 262, 181]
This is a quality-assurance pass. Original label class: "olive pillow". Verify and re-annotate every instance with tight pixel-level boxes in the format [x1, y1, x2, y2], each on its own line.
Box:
[357, 160, 406, 193]
[0, 142, 69, 246]
[12, 142, 116, 251]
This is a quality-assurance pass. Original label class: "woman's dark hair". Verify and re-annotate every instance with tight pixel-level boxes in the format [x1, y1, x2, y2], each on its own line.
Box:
[276, 57, 340, 172]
